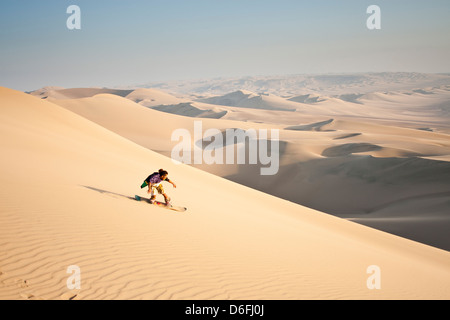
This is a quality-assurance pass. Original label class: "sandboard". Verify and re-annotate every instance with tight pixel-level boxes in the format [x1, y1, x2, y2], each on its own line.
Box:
[135, 195, 187, 212]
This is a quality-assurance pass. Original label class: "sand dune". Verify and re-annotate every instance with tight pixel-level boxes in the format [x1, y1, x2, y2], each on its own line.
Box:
[197, 90, 304, 111]
[30, 86, 186, 108]
[153, 103, 228, 119]
[1, 86, 450, 300]
[44, 84, 450, 252]
[288, 93, 327, 104]
[125, 88, 185, 107]
[29, 87, 134, 100]
[139, 73, 450, 132]
[285, 119, 335, 132]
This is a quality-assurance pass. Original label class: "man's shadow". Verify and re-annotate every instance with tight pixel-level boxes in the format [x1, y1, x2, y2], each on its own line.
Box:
[81, 185, 140, 201]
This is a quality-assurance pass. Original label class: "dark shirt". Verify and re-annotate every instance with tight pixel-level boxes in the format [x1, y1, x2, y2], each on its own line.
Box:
[145, 172, 169, 185]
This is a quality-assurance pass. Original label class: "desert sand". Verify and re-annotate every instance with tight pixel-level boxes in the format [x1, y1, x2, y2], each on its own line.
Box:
[45, 79, 450, 251]
[1, 77, 450, 300]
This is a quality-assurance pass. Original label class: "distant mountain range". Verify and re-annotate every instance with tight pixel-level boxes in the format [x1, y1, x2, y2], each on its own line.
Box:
[133, 72, 450, 97]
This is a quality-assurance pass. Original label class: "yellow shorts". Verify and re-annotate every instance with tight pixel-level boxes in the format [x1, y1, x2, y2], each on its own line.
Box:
[151, 183, 165, 195]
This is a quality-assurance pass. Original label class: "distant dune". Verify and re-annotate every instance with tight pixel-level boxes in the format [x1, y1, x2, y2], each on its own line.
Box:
[29, 87, 134, 99]
[288, 93, 327, 104]
[140, 72, 450, 96]
[125, 88, 185, 107]
[196, 90, 302, 111]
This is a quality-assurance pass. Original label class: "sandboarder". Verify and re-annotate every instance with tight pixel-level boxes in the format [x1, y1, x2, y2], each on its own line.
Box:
[140, 169, 176, 206]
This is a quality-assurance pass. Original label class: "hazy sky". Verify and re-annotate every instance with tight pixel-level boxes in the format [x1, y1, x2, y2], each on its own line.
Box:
[1, 0, 450, 91]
